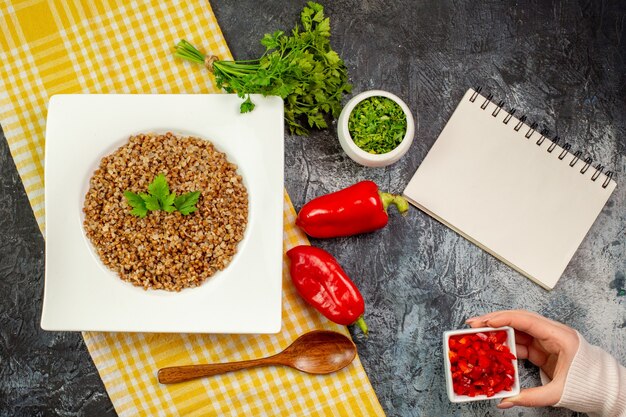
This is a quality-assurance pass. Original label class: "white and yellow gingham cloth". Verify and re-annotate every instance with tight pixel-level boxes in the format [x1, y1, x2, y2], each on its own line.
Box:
[0, 0, 385, 415]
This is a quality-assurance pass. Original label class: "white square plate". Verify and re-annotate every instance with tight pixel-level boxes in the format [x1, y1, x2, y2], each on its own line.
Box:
[41, 94, 284, 334]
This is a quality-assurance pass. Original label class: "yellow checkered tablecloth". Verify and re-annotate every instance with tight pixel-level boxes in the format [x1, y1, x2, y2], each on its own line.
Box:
[0, 0, 385, 415]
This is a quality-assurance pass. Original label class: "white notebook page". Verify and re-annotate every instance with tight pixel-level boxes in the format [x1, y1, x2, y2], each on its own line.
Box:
[403, 89, 616, 289]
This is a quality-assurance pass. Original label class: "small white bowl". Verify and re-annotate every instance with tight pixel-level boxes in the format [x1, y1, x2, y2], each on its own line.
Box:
[443, 326, 520, 403]
[337, 90, 415, 167]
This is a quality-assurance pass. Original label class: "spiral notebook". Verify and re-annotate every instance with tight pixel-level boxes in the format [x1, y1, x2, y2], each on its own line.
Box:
[403, 88, 617, 290]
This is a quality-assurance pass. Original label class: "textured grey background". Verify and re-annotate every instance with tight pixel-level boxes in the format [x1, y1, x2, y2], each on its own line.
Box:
[1, 0, 625, 416]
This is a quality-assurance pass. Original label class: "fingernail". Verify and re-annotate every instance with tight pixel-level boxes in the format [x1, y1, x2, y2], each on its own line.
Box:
[497, 401, 514, 409]
[465, 317, 478, 324]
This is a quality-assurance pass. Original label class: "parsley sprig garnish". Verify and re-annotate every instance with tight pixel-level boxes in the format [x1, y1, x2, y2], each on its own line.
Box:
[124, 174, 200, 218]
[174, 2, 351, 136]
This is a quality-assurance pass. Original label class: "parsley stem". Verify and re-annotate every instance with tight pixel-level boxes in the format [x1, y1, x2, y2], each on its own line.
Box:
[213, 64, 259, 77]
[214, 63, 259, 72]
[218, 58, 260, 64]
[174, 40, 206, 64]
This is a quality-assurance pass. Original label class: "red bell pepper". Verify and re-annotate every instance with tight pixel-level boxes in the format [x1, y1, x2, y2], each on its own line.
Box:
[286, 245, 368, 335]
[295, 180, 409, 238]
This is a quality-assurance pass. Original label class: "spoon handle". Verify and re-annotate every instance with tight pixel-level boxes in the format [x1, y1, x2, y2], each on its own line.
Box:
[158, 357, 280, 384]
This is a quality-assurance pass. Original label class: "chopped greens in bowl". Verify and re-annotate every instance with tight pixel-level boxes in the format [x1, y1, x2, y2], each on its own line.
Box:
[337, 89, 415, 167]
[347, 96, 407, 154]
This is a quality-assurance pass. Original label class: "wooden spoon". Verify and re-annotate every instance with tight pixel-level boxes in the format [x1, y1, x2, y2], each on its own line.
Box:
[157, 330, 357, 384]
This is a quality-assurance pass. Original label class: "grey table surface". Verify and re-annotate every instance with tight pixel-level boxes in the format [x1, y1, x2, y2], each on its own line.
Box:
[1, 0, 625, 416]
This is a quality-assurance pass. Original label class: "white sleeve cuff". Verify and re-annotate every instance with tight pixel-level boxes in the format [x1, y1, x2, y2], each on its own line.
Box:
[554, 332, 626, 417]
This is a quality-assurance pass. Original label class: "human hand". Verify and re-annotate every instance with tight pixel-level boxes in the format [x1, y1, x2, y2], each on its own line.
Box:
[466, 310, 580, 409]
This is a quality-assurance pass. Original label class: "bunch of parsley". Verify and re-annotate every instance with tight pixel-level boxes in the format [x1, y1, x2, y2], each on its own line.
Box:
[174, 2, 351, 135]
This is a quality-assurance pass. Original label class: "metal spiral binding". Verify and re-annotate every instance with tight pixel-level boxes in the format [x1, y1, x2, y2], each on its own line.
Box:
[514, 116, 527, 132]
[470, 87, 615, 188]
[536, 129, 549, 146]
[481, 94, 493, 110]
[469, 87, 482, 102]
[591, 164, 604, 181]
[525, 122, 538, 138]
[492, 100, 505, 117]
[547, 136, 560, 153]
[569, 151, 582, 167]
[580, 157, 593, 174]
[603, 171, 614, 188]
[558, 143, 572, 160]
[503, 108, 516, 124]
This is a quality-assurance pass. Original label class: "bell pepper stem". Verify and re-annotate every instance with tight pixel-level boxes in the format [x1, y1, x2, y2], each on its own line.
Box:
[354, 316, 369, 335]
[379, 192, 409, 215]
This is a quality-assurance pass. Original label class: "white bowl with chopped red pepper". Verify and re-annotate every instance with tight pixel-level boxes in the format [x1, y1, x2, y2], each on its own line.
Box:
[337, 90, 415, 167]
[443, 326, 520, 403]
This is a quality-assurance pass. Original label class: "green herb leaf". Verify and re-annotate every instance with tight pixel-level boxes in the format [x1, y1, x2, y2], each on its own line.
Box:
[125, 175, 199, 217]
[141, 193, 161, 211]
[148, 174, 170, 205]
[161, 192, 177, 213]
[124, 191, 148, 218]
[174, 191, 201, 215]
[261, 30, 283, 49]
[240, 95, 255, 113]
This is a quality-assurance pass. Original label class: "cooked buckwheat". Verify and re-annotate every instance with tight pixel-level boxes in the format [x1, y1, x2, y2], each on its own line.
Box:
[83, 132, 248, 291]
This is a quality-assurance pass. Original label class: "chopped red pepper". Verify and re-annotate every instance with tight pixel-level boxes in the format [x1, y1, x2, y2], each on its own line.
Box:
[286, 245, 368, 334]
[448, 331, 517, 397]
[296, 180, 409, 238]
